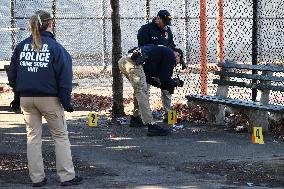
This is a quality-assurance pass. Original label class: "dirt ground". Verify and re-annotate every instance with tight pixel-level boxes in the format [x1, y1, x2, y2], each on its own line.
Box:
[1, 96, 284, 189]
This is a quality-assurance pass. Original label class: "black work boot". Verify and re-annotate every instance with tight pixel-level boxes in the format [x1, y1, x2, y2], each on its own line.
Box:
[130, 116, 145, 127]
[61, 176, 83, 187]
[32, 177, 47, 187]
[147, 123, 171, 136]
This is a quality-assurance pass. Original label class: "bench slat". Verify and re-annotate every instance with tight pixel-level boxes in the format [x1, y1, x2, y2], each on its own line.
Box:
[213, 79, 284, 92]
[215, 70, 284, 82]
[186, 94, 284, 112]
[217, 61, 284, 72]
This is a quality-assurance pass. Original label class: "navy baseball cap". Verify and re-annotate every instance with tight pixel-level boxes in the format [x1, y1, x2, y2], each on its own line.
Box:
[157, 10, 172, 26]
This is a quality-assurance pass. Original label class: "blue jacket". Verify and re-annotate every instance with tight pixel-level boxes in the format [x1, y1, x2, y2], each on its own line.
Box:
[142, 45, 177, 90]
[137, 19, 175, 48]
[8, 31, 73, 108]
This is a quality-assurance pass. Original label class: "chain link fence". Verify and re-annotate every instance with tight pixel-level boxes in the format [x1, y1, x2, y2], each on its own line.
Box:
[1, 0, 284, 109]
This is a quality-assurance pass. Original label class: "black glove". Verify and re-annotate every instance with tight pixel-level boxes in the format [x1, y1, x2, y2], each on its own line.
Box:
[168, 87, 174, 94]
[173, 48, 187, 70]
[178, 79, 184, 87]
[128, 47, 148, 65]
[172, 78, 184, 87]
[63, 104, 74, 112]
[10, 92, 20, 111]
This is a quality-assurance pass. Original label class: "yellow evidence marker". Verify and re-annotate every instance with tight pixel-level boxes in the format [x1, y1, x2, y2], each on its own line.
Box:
[88, 112, 98, 127]
[168, 110, 177, 125]
[252, 127, 264, 144]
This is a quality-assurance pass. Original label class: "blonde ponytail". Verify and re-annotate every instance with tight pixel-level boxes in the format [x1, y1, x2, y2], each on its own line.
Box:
[29, 10, 52, 52]
[30, 15, 42, 51]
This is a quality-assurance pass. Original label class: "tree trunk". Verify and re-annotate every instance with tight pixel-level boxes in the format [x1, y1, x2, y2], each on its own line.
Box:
[110, 0, 125, 117]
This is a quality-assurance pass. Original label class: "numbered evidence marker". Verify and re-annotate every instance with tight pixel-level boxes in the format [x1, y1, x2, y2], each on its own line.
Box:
[252, 127, 264, 144]
[168, 110, 177, 125]
[88, 112, 98, 127]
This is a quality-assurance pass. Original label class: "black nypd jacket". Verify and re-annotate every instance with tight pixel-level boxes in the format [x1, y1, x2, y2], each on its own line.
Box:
[8, 31, 73, 108]
[142, 45, 177, 91]
[137, 19, 175, 48]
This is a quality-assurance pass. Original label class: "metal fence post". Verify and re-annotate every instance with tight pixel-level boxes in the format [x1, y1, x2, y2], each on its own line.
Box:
[145, 0, 150, 23]
[252, 0, 258, 101]
[200, 0, 208, 95]
[216, 0, 224, 63]
[101, 0, 107, 68]
[10, 0, 16, 51]
[185, 0, 190, 63]
[52, 0, 56, 37]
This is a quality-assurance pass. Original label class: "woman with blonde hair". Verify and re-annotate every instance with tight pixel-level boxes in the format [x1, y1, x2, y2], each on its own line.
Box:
[8, 10, 82, 187]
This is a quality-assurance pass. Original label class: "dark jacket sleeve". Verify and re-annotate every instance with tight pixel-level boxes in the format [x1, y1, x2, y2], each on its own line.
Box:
[8, 46, 19, 91]
[53, 44, 73, 108]
[167, 28, 176, 48]
[137, 25, 151, 47]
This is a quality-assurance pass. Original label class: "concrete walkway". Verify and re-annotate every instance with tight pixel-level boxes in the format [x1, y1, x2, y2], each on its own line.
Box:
[0, 103, 284, 189]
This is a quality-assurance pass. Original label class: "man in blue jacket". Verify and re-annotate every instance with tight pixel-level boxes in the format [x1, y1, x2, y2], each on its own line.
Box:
[119, 45, 183, 136]
[136, 10, 184, 124]
[8, 10, 82, 187]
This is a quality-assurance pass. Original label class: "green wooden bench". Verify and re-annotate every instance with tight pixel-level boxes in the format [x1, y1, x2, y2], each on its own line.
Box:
[186, 60, 284, 131]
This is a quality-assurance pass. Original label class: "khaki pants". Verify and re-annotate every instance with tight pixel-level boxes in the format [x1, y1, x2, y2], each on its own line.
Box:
[133, 87, 171, 118]
[118, 56, 153, 124]
[145, 76, 172, 116]
[20, 97, 75, 183]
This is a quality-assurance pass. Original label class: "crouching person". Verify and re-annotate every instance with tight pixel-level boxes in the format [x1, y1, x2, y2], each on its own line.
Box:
[118, 45, 183, 136]
[8, 10, 82, 187]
